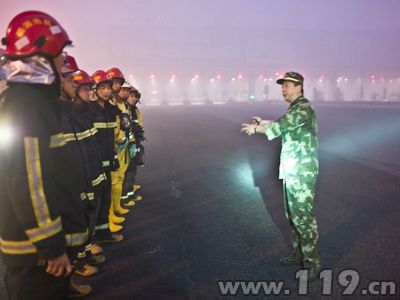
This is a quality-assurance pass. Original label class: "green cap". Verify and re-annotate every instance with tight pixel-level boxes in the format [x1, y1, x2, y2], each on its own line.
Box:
[276, 71, 304, 85]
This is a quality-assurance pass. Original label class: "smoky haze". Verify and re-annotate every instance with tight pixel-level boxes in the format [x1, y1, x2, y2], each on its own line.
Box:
[1, 0, 400, 77]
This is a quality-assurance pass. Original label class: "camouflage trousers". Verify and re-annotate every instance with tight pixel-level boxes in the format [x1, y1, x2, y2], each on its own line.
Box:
[283, 177, 320, 266]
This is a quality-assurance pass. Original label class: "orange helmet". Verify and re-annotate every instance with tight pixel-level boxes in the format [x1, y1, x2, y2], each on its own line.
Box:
[61, 55, 78, 76]
[1, 11, 72, 59]
[73, 70, 94, 88]
[106, 67, 125, 83]
[92, 70, 112, 86]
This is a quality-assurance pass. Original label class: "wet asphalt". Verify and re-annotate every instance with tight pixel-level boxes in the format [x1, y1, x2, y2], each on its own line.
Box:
[1, 101, 399, 300]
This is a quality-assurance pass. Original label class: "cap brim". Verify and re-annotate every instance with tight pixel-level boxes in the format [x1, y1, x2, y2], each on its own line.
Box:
[276, 78, 301, 85]
[276, 79, 284, 84]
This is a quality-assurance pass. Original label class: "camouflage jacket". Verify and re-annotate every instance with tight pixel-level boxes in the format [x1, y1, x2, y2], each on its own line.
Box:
[265, 96, 318, 181]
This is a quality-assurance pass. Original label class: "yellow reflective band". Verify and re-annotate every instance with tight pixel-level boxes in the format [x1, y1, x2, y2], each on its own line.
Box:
[95, 223, 109, 230]
[49, 133, 67, 148]
[85, 244, 93, 252]
[74, 129, 92, 140]
[65, 230, 88, 247]
[80, 193, 87, 201]
[63, 127, 98, 143]
[102, 160, 110, 167]
[89, 128, 98, 135]
[24, 137, 51, 226]
[25, 216, 62, 243]
[93, 122, 106, 129]
[93, 122, 118, 129]
[63, 133, 76, 142]
[87, 193, 95, 201]
[0, 238, 37, 255]
[92, 173, 106, 187]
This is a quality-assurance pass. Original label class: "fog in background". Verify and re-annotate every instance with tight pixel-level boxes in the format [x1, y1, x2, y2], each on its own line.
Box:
[2, 0, 400, 103]
[1, 0, 400, 78]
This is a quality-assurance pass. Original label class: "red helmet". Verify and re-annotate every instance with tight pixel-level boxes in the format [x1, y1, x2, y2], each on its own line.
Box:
[73, 70, 93, 87]
[61, 55, 78, 76]
[106, 67, 125, 82]
[2, 11, 71, 59]
[92, 70, 112, 86]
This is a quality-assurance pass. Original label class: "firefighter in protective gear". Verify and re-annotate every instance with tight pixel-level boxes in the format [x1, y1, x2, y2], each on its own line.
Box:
[241, 71, 321, 282]
[107, 67, 125, 93]
[0, 11, 89, 299]
[59, 58, 107, 282]
[122, 86, 145, 205]
[87, 70, 125, 238]
[73, 70, 107, 251]
[72, 70, 109, 254]
[107, 68, 132, 229]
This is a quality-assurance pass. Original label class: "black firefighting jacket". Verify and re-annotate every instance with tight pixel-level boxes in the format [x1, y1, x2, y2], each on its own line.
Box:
[129, 105, 144, 145]
[58, 100, 105, 197]
[87, 101, 120, 172]
[0, 82, 88, 266]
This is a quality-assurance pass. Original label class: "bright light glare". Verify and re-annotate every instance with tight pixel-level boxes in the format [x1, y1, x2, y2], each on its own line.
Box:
[234, 161, 254, 187]
[0, 124, 13, 147]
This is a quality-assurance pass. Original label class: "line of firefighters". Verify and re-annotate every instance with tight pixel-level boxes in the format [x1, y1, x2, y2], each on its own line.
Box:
[0, 11, 146, 299]
[59, 60, 146, 293]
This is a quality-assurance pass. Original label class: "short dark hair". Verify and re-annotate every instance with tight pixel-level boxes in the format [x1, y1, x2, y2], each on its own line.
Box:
[294, 82, 304, 95]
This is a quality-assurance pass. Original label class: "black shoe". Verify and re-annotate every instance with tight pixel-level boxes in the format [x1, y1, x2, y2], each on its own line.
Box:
[280, 255, 302, 267]
[85, 251, 106, 265]
[74, 264, 98, 277]
[95, 233, 124, 244]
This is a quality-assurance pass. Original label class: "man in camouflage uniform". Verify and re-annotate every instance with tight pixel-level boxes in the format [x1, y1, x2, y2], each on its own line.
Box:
[241, 72, 320, 281]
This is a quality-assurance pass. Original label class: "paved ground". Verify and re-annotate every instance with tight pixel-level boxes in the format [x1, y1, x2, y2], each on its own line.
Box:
[1, 101, 399, 299]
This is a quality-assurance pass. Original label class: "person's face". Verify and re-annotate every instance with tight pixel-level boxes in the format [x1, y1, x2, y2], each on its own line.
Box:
[89, 89, 96, 101]
[62, 73, 76, 99]
[127, 93, 139, 106]
[52, 53, 65, 74]
[112, 78, 124, 92]
[96, 82, 112, 100]
[281, 81, 302, 102]
[118, 87, 130, 100]
[77, 84, 92, 102]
